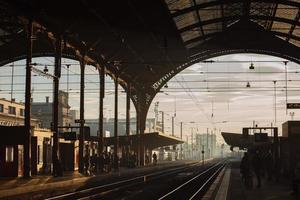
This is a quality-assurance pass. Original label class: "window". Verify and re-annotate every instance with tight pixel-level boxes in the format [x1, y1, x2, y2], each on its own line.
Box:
[5, 146, 14, 162]
[0, 104, 3, 113]
[20, 108, 24, 116]
[8, 106, 16, 115]
[37, 145, 43, 164]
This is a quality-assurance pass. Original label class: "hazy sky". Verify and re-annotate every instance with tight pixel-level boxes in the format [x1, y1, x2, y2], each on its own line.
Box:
[1, 53, 300, 143]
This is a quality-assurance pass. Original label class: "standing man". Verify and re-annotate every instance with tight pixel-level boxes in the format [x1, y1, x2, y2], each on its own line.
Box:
[252, 149, 262, 188]
[152, 152, 157, 165]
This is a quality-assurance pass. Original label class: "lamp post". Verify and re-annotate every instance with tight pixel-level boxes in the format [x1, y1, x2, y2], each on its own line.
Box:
[180, 122, 183, 159]
[159, 111, 164, 133]
[273, 81, 277, 124]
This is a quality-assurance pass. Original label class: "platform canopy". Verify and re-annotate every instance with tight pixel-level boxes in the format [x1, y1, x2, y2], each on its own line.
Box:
[221, 132, 274, 150]
[0, 0, 300, 108]
[100, 132, 184, 150]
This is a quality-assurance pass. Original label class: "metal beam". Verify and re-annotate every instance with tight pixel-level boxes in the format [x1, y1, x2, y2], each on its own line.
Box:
[114, 77, 119, 170]
[52, 35, 62, 176]
[24, 20, 32, 178]
[286, 8, 300, 41]
[98, 66, 105, 157]
[243, 0, 251, 18]
[126, 83, 131, 161]
[184, 29, 300, 46]
[171, 0, 300, 18]
[179, 15, 300, 34]
[79, 60, 85, 174]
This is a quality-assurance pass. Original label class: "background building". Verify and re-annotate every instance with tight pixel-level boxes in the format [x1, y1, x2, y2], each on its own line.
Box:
[85, 118, 156, 137]
[195, 133, 216, 159]
[0, 98, 40, 127]
[31, 91, 71, 129]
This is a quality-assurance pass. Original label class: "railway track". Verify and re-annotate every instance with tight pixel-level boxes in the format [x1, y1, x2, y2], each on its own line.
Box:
[158, 161, 227, 200]
[46, 160, 213, 200]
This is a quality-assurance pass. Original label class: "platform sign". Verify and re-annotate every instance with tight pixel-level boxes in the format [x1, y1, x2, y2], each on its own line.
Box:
[63, 132, 77, 140]
[287, 103, 300, 109]
[75, 119, 85, 123]
[254, 133, 268, 142]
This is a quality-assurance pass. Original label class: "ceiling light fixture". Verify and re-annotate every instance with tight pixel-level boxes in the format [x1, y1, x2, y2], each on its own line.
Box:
[43, 65, 49, 73]
[246, 82, 251, 88]
[249, 62, 255, 70]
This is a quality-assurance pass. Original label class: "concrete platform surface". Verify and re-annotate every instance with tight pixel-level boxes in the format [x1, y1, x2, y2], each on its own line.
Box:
[218, 160, 300, 200]
[0, 160, 194, 200]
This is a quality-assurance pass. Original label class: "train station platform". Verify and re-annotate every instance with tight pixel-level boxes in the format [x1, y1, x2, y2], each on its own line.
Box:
[0, 160, 195, 200]
[215, 159, 300, 200]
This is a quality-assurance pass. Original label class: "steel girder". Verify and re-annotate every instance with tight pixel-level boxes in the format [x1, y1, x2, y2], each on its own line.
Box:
[171, 0, 300, 18]
[150, 20, 300, 96]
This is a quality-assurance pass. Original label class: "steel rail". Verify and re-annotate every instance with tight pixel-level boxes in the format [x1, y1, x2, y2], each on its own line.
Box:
[46, 161, 206, 200]
[158, 161, 226, 200]
[189, 163, 226, 200]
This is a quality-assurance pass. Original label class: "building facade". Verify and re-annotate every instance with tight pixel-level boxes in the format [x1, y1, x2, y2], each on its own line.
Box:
[0, 98, 40, 127]
[85, 118, 156, 137]
[195, 133, 217, 159]
[31, 91, 71, 129]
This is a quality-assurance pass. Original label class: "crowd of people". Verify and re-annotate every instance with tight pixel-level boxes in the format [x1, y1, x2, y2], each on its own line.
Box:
[240, 148, 274, 188]
[83, 151, 158, 175]
[240, 148, 300, 193]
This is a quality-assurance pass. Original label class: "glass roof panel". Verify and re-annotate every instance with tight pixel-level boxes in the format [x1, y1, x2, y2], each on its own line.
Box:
[195, 0, 211, 4]
[165, 0, 193, 13]
[198, 5, 221, 22]
[181, 29, 201, 42]
[185, 40, 205, 49]
[174, 11, 199, 29]
[272, 21, 292, 34]
[203, 22, 222, 35]
[275, 4, 298, 20]
[293, 26, 300, 37]
[289, 38, 300, 47]
[165, 0, 300, 50]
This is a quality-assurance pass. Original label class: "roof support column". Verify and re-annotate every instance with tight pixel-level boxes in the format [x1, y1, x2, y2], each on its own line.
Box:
[24, 20, 33, 178]
[79, 60, 85, 174]
[114, 77, 119, 170]
[273, 127, 279, 180]
[52, 35, 62, 176]
[138, 92, 147, 167]
[125, 84, 131, 163]
[180, 122, 183, 160]
[136, 96, 140, 166]
[98, 66, 105, 160]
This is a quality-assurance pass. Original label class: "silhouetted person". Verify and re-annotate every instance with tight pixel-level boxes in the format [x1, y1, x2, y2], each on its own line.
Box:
[292, 161, 300, 194]
[152, 152, 157, 165]
[252, 150, 262, 188]
[84, 145, 90, 175]
[98, 153, 104, 173]
[103, 151, 109, 172]
[113, 154, 119, 171]
[91, 154, 97, 174]
[240, 152, 252, 188]
[265, 150, 274, 181]
[107, 152, 112, 172]
[145, 154, 150, 165]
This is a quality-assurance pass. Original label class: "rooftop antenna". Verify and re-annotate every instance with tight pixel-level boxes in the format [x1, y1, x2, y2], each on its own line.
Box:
[66, 63, 70, 123]
[284, 61, 288, 115]
[227, 100, 230, 112]
[211, 100, 214, 118]
[174, 96, 177, 117]
[154, 101, 159, 131]
[10, 62, 14, 102]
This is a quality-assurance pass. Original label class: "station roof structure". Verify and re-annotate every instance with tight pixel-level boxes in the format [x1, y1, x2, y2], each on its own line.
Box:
[221, 132, 274, 150]
[0, 0, 300, 109]
[93, 132, 184, 149]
